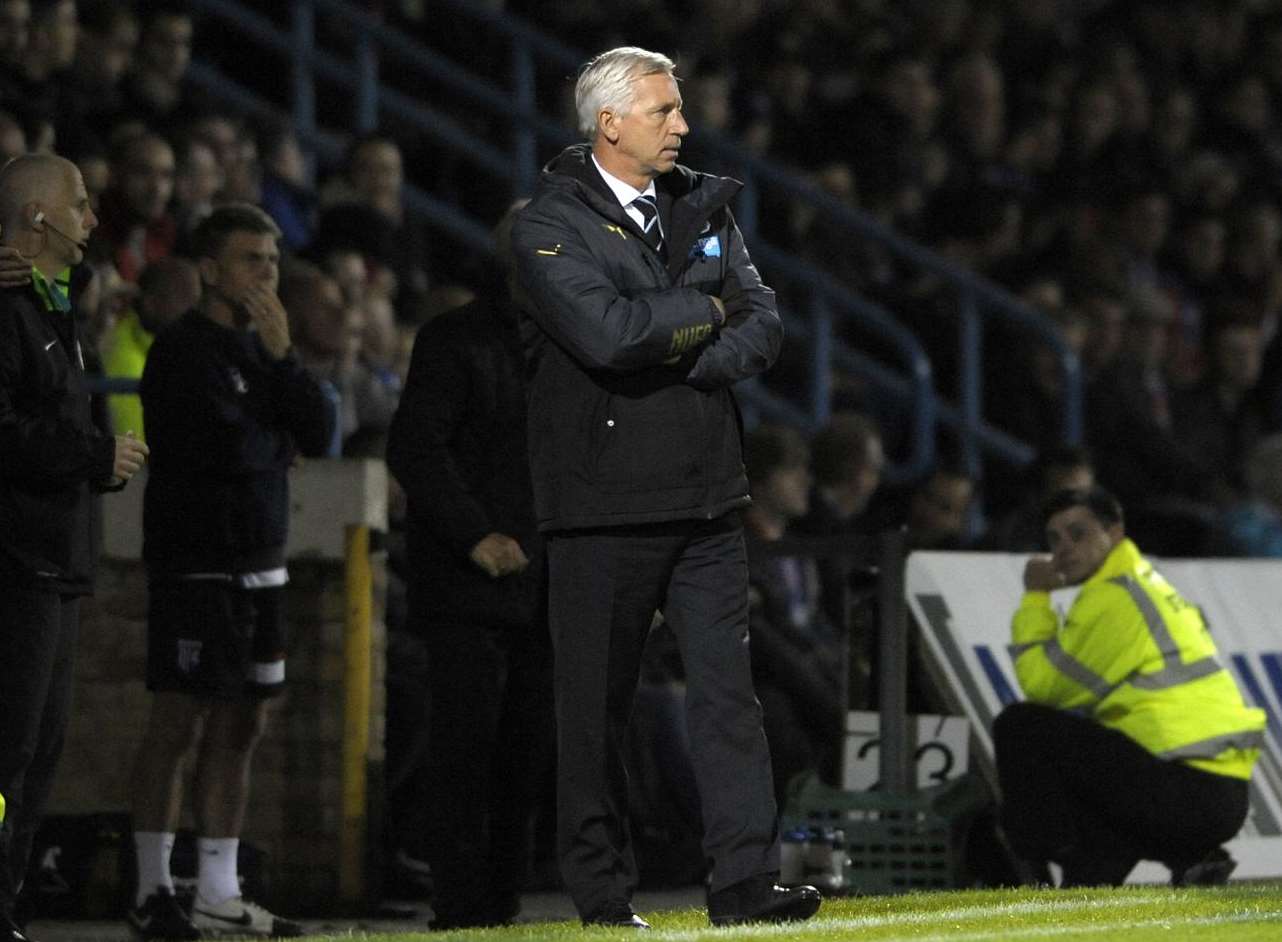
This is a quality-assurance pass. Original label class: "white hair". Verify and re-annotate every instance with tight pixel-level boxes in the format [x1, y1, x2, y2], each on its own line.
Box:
[575, 46, 676, 139]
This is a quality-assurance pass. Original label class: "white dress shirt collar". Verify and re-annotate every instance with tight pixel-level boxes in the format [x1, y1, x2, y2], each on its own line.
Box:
[591, 152, 657, 207]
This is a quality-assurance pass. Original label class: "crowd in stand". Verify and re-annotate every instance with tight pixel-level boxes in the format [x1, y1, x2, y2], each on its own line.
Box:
[0, 0, 432, 467]
[9, 0, 1282, 553]
[8, 0, 1282, 912]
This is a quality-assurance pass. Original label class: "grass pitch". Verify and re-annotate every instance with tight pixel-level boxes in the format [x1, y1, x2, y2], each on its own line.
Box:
[310, 883, 1282, 941]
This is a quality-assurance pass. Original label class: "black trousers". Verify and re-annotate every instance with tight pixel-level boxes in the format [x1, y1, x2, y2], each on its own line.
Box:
[422, 619, 554, 924]
[0, 584, 80, 916]
[994, 702, 1249, 884]
[547, 515, 779, 918]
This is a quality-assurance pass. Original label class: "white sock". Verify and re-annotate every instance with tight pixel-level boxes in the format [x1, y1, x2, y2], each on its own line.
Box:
[196, 837, 241, 905]
[133, 832, 176, 907]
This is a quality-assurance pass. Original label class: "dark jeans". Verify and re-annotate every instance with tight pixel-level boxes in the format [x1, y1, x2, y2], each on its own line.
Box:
[422, 618, 554, 925]
[547, 515, 779, 918]
[0, 584, 80, 916]
[994, 702, 1249, 884]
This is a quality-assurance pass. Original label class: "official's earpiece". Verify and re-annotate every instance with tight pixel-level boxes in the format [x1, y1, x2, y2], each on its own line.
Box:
[30, 211, 84, 251]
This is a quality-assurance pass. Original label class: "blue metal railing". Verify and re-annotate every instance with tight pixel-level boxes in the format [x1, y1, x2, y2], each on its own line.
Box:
[178, 0, 1079, 484]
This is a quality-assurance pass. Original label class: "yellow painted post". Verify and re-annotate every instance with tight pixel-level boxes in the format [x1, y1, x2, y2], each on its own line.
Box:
[340, 524, 372, 902]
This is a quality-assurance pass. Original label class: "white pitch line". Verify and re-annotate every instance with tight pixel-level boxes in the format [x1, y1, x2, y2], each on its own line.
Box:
[642, 893, 1276, 940]
[872, 910, 1282, 942]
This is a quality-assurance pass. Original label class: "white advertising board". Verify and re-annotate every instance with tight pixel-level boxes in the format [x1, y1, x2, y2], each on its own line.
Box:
[906, 552, 1282, 882]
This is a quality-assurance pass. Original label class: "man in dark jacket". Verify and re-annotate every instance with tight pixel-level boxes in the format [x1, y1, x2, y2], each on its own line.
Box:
[385, 203, 552, 930]
[0, 153, 150, 942]
[511, 46, 820, 929]
[126, 204, 331, 940]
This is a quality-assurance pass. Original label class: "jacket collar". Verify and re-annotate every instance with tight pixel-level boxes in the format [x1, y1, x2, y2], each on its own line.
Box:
[31, 266, 73, 313]
[539, 143, 742, 272]
[1085, 538, 1146, 587]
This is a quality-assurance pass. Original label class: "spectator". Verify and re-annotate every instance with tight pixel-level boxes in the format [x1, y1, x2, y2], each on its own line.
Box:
[64, 0, 139, 143]
[896, 181, 1026, 393]
[384, 202, 551, 930]
[1219, 433, 1282, 557]
[985, 445, 1096, 552]
[941, 53, 1007, 190]
[1116, 185, 1173, 292]
[311, 243, 403, 409]
[0, 1, 29, 93]
[170, 134, 222, 241]
[128, 204, 330, 940]
[1162, 212, 1226, 385]
[1218, 198, 1282, 325]
[257, 121, 315, 252]
[1170, 310, 1268, 505]
[1076, 286, 1128, 379]
[1052, 77, 1121, 209]
[794, 410, 885, 635]
[798, 411, 885, 538]
[743, 424, 845, 800]
[102, 256, 201, 442]
[995, 486, 1264, 887]
[92, 132, 177, 282]
[357, 282, 402, 404]
[1147, 87, 1199, 184]
[987, 279, 1089, 463]
[8, 0, 77, 130]
[280, 261, 395, 451]
[1087, 283, 1210, 512]
[119, 0, 199, 132]
[317, 132, 430, 319]
[904, 463, 977, 550]
[188, 112, 261, 205]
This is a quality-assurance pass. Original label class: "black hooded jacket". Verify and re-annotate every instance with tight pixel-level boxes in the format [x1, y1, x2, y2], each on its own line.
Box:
[511, 144, 782, 530]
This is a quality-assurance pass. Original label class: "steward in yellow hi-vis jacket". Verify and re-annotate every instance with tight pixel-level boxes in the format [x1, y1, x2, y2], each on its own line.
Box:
[993, 487, 1265, 889]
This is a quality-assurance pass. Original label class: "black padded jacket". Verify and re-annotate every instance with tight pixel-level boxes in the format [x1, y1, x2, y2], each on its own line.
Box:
[511, 144, 783, 531]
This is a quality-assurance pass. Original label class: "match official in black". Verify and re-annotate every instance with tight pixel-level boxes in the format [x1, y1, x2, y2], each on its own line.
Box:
[0, 154, 149, 942]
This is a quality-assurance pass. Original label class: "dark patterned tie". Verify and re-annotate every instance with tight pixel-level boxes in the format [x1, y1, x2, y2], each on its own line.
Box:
[632, 194, 663, 255]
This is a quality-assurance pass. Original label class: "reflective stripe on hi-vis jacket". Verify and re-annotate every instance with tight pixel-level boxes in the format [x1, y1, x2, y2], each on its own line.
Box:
[1010, 539, 1266, 779]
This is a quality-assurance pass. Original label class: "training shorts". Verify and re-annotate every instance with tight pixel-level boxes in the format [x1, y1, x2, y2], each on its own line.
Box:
[146, 577, 287, 700]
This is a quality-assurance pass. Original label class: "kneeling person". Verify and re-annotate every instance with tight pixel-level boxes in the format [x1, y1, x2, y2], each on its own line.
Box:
[995, 487, 1265, 887]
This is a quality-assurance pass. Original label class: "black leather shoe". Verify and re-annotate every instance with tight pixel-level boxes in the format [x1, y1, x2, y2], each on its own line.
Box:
[2, 915, 34, 942]
[707, 873, 821, 926]
[1171, 847, 1237, 887]
[583, 901, 650, 929]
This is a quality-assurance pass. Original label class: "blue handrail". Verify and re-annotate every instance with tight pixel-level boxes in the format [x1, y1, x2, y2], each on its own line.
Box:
[180, 0, 1079, 485]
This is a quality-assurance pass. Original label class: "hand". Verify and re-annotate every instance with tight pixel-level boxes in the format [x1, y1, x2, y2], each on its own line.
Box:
[244, 284, 291, 359]
[0, 242, 31, 289]
[112, 431, 150, 482]
[469, 532, 529, 579]
[709, 295, 726, 326]
[1023, 556, 1066, 592]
